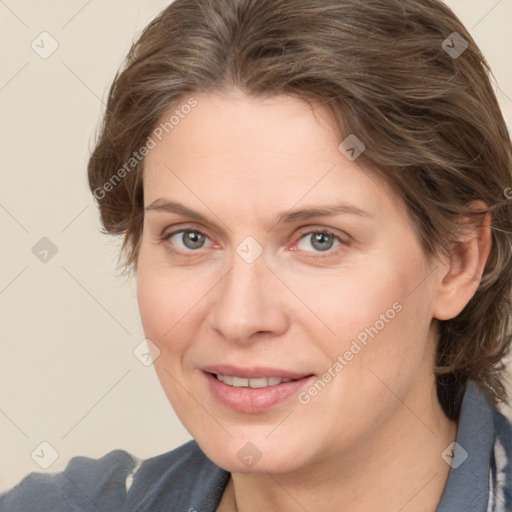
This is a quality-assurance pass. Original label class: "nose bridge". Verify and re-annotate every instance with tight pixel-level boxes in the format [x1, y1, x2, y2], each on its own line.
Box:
[227, 254, 263, 302]
[209, 248, 288, 343]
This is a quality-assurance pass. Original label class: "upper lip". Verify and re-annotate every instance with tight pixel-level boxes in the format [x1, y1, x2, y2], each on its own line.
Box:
[202, 364, 313, 380]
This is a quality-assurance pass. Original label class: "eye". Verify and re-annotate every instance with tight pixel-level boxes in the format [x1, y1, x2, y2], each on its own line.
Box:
[296, 230, 344, 254]
[160, 227, 348, 257]
[163, 229, 212, 251]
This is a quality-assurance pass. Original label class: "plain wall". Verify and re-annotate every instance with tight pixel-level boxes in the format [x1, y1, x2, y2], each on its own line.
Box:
[0, 0, 511, 488]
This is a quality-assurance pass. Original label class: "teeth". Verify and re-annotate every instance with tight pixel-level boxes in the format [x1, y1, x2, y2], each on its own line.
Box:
[221, 375, 233, 385]
[232, 377, 249, 387]
[247, 377, 269, 388]
[216, 374, 293, 388]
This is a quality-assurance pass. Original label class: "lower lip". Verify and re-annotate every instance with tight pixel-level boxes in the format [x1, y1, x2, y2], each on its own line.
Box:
[204, 371, 314, 413]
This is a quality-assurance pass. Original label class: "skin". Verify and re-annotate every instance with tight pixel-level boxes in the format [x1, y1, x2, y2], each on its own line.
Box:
[137, 88, 491, 512]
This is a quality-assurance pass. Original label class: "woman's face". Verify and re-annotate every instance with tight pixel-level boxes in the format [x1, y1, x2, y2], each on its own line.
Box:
[137, 89, 443, 473]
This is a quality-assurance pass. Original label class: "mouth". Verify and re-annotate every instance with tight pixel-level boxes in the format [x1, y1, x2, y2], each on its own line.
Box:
[201, 366, 315, 413]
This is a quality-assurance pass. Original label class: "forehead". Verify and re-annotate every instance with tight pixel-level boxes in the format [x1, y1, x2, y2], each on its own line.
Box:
[149, 90, 341, 162]
[142, 90, 401, 222]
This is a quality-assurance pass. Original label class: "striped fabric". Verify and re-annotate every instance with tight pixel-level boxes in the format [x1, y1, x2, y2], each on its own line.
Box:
[488, 409, 512, 511]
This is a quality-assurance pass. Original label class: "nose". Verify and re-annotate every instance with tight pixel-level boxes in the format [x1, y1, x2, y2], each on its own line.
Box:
[208, 252, 290, 345]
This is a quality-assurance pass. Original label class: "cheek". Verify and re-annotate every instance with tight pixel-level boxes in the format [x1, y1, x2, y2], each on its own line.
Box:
[136, 263, 197, 407]
[296, 270, 436, 446]
[313, 256, 435, 378]
[137, 266, 167, 340]
[305, 268, 407, 346]
[136, 255, 193, 354]
[341, 280, 435, 410]
[136, 248, 218, 367]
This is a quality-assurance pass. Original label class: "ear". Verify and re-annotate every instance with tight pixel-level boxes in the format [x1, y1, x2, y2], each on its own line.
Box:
[432, 201, 492, 321]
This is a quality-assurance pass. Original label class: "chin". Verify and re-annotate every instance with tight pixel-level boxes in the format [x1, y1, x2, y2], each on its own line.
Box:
[197, 434, 311, 474]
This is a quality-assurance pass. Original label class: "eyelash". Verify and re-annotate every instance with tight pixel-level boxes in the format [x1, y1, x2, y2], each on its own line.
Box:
[160, 226, 349, 259]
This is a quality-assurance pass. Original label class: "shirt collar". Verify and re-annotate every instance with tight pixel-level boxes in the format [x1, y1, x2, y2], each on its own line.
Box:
[436, 381, 494, 512]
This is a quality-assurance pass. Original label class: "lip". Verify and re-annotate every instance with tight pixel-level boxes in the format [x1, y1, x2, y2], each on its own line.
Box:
[202, 367, 315, 414]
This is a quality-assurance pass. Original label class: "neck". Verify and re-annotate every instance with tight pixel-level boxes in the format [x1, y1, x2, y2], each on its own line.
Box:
[218, 378, 457, 512]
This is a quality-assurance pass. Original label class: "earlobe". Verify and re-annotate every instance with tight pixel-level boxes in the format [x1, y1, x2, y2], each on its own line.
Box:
[433, 203, 492, 321]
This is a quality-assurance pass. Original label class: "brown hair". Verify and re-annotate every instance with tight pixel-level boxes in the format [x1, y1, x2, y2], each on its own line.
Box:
[88, 0, 512, 417]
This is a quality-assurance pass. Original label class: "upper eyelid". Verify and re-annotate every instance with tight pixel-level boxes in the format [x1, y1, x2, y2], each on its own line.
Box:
[162, 224, 345, 239]
[296, 226, 348, 239]
[161, 226, 210, 243]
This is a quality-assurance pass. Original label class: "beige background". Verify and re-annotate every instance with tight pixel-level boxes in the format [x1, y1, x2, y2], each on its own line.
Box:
[0, 0, 511, 489]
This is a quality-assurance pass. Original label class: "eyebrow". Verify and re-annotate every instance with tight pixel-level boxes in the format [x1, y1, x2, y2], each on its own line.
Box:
[145, 199, 372, 226]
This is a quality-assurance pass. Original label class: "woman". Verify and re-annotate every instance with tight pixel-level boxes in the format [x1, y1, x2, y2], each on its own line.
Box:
[2, 0, 511, 510]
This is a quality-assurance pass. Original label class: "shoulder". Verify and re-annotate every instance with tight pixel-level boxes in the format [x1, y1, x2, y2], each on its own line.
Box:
[0, 440, 229, 512]
[126, 440, 230, 510]
[0, 448, 137, 512]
